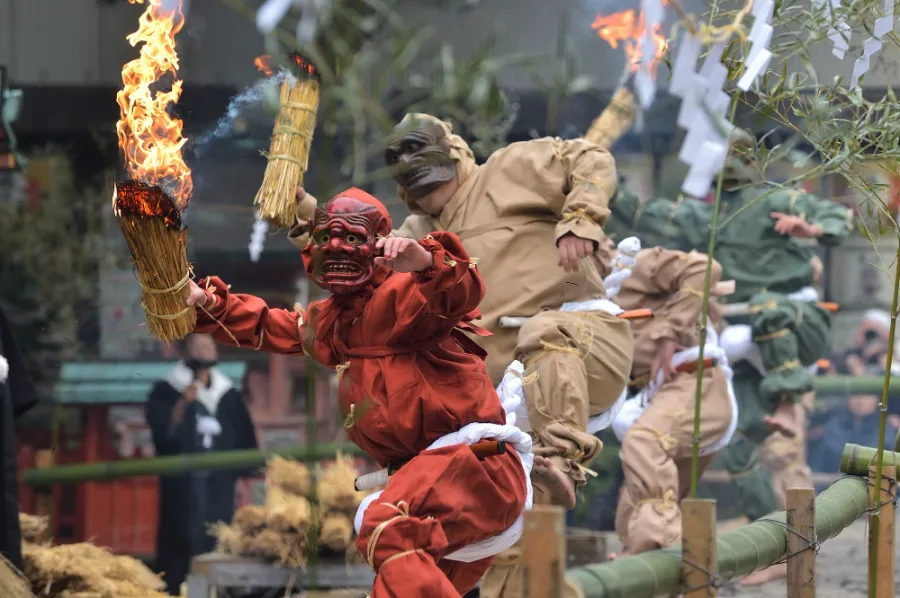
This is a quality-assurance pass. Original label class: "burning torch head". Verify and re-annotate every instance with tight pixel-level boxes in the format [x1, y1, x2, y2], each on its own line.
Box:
[384, 115, 458, 207]
[302, 188, 392, 296]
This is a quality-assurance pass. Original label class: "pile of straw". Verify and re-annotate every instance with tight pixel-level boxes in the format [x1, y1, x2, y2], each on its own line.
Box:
[211, 454, 372, 568]
[316, 453, 369, 553]
[113, 180, 195, 341]
[21, 539, 168, 598]
[19, 514, 48, 544]
[254, 53, 320, 229]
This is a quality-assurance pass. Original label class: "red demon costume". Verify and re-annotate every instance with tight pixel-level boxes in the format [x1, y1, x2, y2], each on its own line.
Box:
[189, 188, 530, 597]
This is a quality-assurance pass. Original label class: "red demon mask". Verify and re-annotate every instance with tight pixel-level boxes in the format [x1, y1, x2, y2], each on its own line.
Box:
[301, 188, 392, 296]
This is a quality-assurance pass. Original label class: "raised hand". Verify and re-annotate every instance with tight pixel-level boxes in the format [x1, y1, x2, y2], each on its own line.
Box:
[770, 212, 823, 238]
[375, 237, 434, 273]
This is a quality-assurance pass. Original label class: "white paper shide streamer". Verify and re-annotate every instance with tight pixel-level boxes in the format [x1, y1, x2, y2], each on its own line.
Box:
[670, 34, 733, 198]
[850, 0, 895, 89]
[256, 0, 332, 45]
[736, 0, 774, 91]
[811, 0, 852, 59]
[249, 211, 269, 263]
[635, 0, 665, 109]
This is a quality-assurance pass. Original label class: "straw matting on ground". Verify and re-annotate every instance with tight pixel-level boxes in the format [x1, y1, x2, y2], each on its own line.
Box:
[22, 541, 168, 598]
[254, 65, 319, 229]
[114, 182, 195, 341]
[0, 554, 34, 598]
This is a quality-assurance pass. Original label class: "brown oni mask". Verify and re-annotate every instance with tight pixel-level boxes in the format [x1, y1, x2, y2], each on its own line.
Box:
[384, 117, 457, 201]
[301, 188, 392, 296]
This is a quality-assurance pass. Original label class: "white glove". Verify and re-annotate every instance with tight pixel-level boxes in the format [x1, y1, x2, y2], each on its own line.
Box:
[196, 415, 222, 449]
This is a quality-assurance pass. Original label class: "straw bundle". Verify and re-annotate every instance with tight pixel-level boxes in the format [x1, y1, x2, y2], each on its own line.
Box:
[22, 542, 168, 598]
[210, 522, 249, 556]
[232, 504, 267, 535]
[585, 87, 637, 151]
[265, 489, 313, 534]
[19, 513, 48, 544]
[319, 513, 354, 552]
[266, 455, 312, 497]
[317, 452, 369, 513]
[113, 180, 195, 341]
[254, 53, 320, 229]
[248, 530, 307, 569]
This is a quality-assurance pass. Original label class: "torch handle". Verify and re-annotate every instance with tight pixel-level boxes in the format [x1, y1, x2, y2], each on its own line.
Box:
[470, 440, 507, 460]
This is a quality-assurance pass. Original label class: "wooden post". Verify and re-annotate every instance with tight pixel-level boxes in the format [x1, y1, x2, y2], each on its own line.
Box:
[868, 465, 896, 598]
[786, 488, 816, 598]
[522, 505, 566, 598]
[682, 498, 717, 598]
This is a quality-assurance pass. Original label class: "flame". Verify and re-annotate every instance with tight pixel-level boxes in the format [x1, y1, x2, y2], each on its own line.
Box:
[254, 52, 319, 80]
[592, 1, 669, 74]
[255, 54, 275, 76]
[115, 0, 192, 210]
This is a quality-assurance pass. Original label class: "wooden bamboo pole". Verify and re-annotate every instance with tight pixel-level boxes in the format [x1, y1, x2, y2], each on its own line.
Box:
[868, 465, 896, 598]
[523, 506, 566, 598]
[682, 499, 717, 598]
[786, 488, 816, 598]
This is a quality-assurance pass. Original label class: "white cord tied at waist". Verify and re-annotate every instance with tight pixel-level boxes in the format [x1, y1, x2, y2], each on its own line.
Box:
[612, 327, 740, 455]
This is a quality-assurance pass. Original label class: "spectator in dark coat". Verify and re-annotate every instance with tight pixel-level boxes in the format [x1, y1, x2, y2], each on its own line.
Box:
[0, 304, 38, 571]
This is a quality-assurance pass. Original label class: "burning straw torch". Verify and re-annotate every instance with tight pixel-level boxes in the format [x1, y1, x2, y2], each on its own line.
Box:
[113, 0, 195, 342]
[253, 53, 320, 229]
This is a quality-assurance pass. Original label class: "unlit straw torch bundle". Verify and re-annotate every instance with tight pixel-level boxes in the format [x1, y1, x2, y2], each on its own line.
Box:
[255, 52, 321, 229]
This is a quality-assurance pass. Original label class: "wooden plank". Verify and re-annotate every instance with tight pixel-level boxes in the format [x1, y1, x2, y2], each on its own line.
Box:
[786, 488, 816, 598]
[188, 554, 373, 590]
[523, 505, 566, 598]
[868, 465, 896, 598]
[682, 498, 717, 598]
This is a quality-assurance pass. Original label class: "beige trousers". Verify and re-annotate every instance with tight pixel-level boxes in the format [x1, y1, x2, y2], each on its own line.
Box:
[760, 391, 814, 506]
[480, 310, 631, 598]
[516, 310, 633, 489]
[615, 369, 733, 553]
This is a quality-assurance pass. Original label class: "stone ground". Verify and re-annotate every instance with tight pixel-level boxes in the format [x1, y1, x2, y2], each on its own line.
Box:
[601, 516, 897, 597]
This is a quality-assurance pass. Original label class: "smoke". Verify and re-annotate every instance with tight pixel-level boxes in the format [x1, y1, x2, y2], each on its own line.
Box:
[191, 74, 285, 158]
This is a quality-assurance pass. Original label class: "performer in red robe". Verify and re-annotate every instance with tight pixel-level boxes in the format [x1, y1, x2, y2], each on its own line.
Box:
[185, 187, 531, 597]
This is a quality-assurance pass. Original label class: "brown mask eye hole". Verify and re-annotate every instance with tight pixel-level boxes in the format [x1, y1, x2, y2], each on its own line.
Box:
[318, 233, 330, 244]
[346, 234, 360, 245]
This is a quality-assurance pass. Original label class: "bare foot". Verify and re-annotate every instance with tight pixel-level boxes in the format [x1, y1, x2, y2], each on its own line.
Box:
[763, 414, 797, 438]
[531, 456, 576, 509]
[739, 563, 787, 586]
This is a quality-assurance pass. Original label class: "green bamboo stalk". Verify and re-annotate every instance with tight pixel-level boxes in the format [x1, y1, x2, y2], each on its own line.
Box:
[840, 443, 900, 477]
[21, 442, 364, 486]
[567, 476, 869, 598]
[689, 93, 740, 498]
[868, 246, 900, 598]
[814, 376, 899, 395]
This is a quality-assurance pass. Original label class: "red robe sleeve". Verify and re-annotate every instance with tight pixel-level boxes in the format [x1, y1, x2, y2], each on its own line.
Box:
[194, 276, 306, 354]
[413, 232, 485, 321]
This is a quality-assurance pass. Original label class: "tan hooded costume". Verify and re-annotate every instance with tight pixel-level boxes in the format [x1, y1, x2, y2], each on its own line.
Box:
[390, 113, 633, 492]
[610, 246, 735, 553]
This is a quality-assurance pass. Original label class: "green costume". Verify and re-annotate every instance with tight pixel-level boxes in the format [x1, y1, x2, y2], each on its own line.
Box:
[608, 183, 853, 517]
